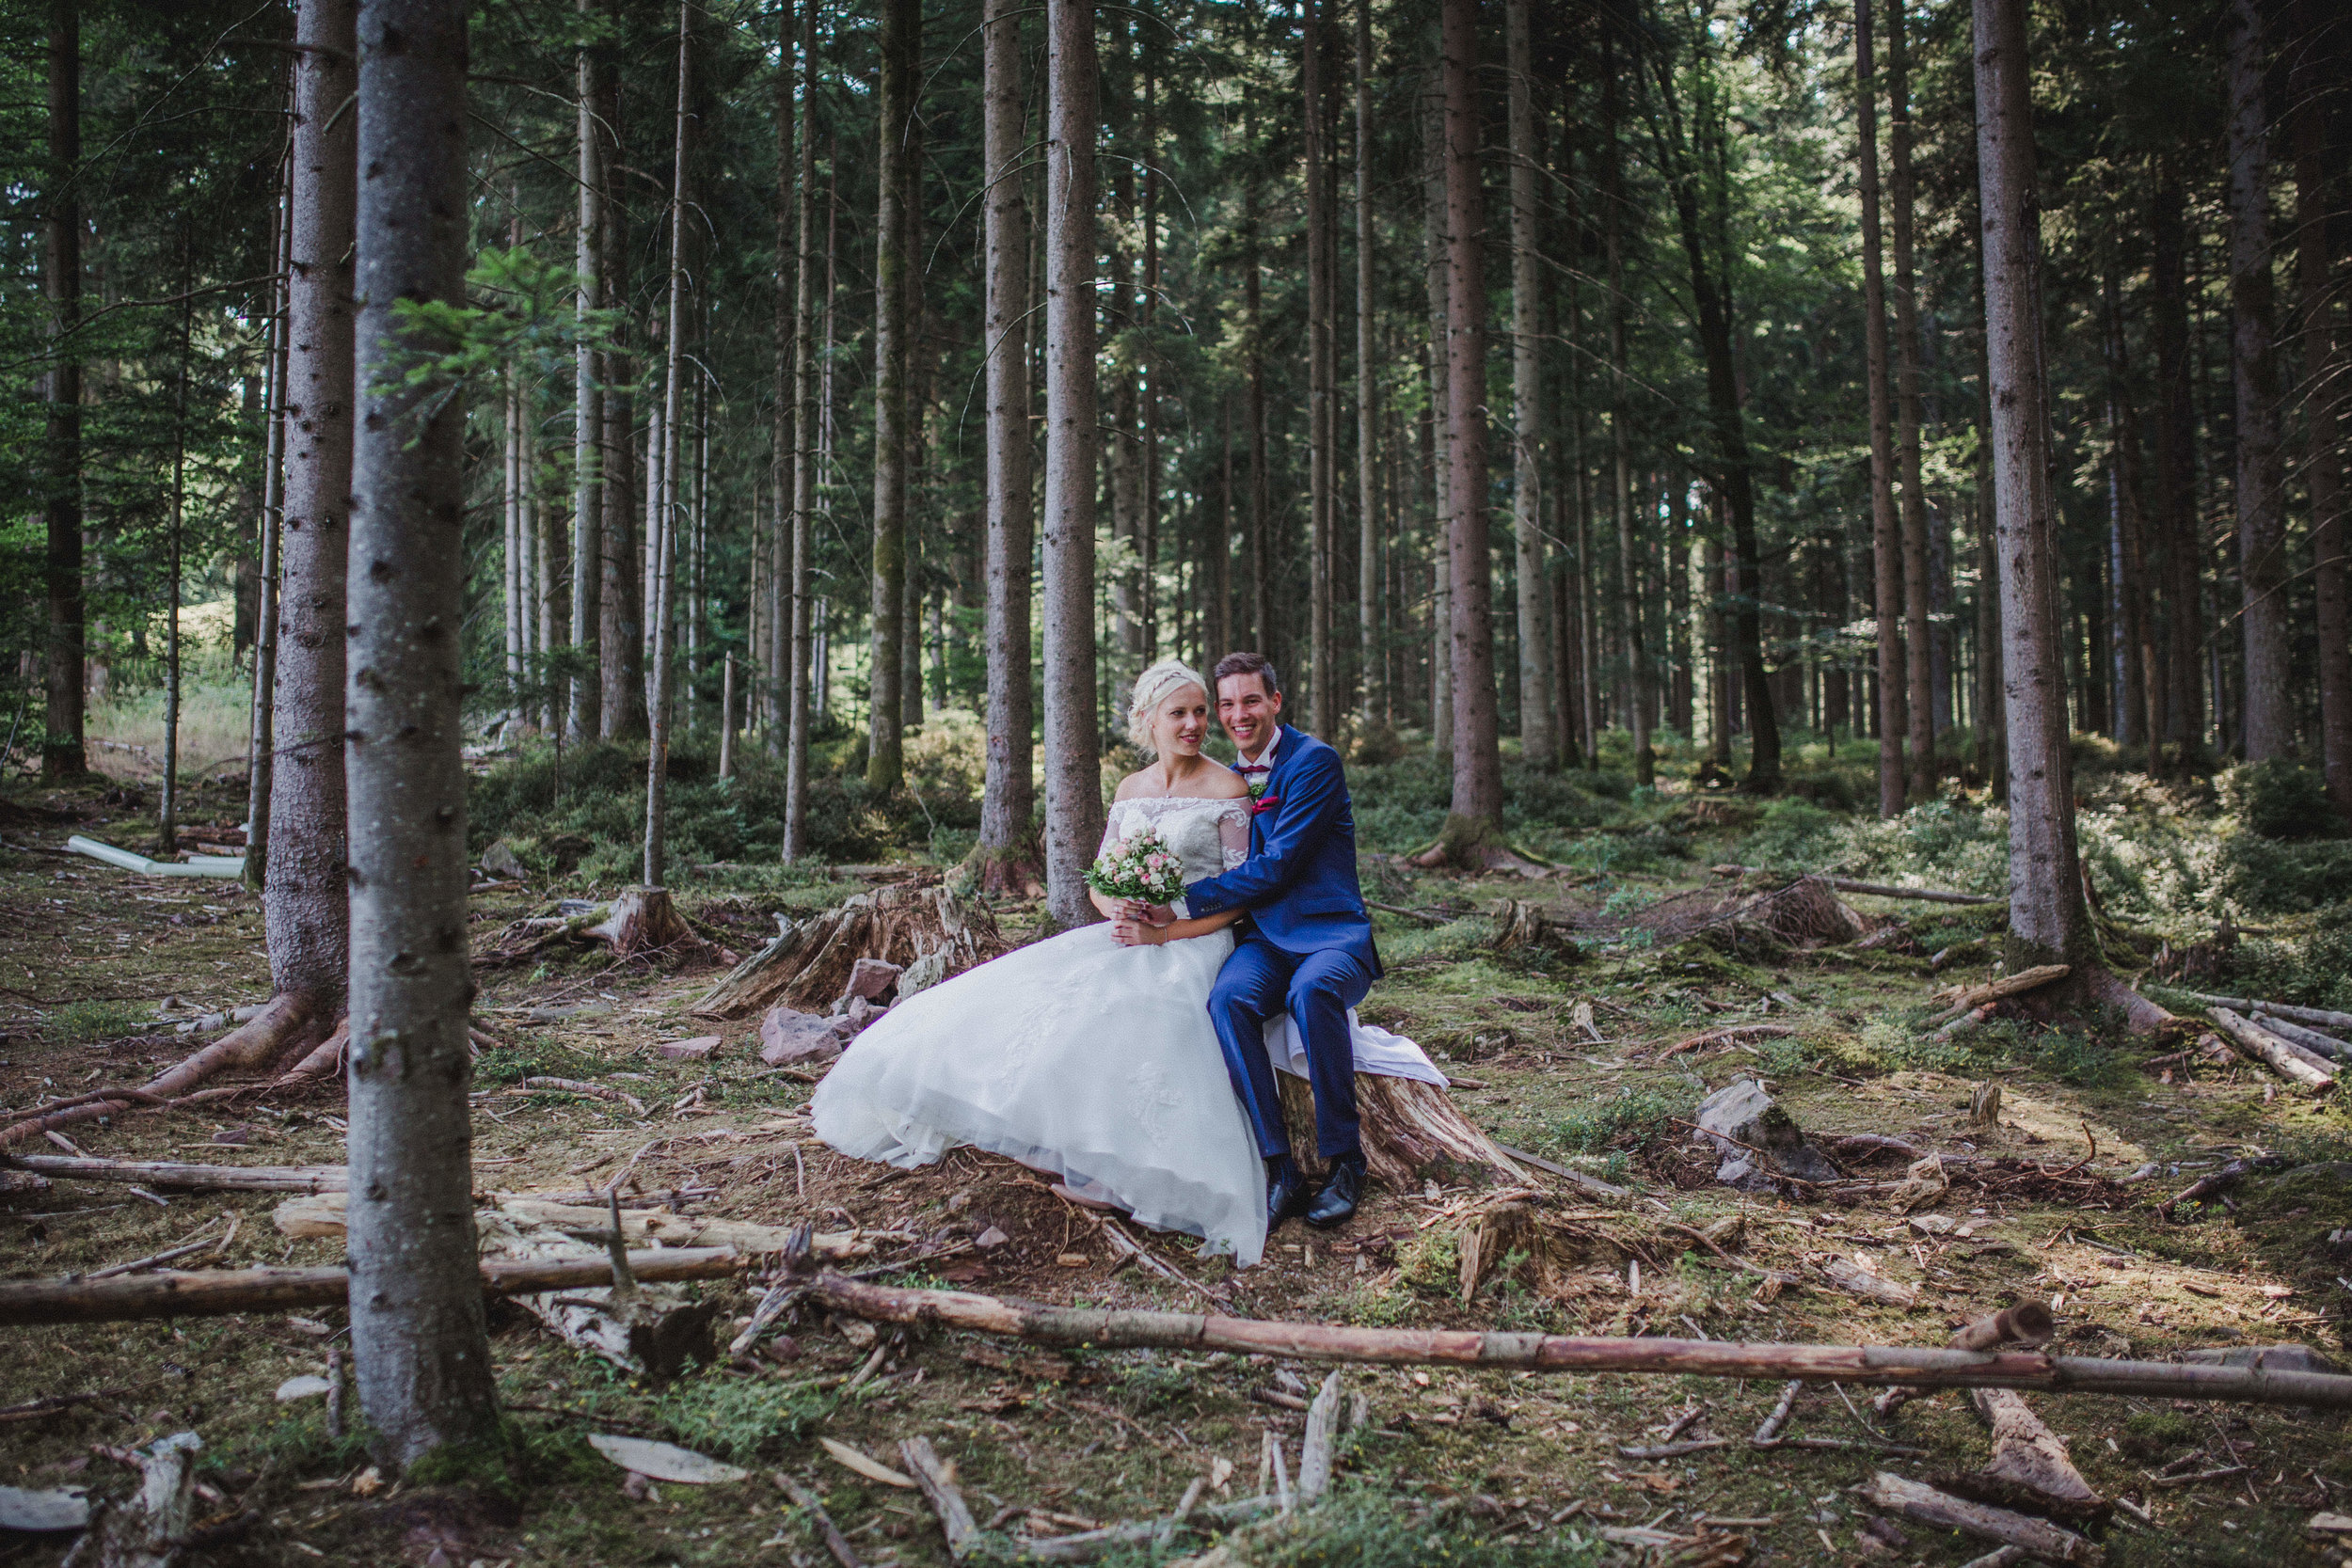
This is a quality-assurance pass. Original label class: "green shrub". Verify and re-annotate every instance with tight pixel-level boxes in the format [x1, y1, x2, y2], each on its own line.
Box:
[46, 999, 150, 1042]
[1736, 798, 1841, 869]
[656, 1371, 832, 1462]
[2210, 835, 2352, 916]
[1546, 1085, 1694, 1155]
[2219, 761, 2347, 841]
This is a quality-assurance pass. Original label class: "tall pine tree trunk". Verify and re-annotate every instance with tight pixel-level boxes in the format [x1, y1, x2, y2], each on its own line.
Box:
[1439, 0, 1503, 836]
[41, 0, 84, 780]
[2225, 0, 2290, 760]
[1975, 0, 2093, 969]
[1305, 0, 1337, 736]
[1602, 33, 1649, 786]
[1042, 0, 1104, 926]
[867, 0, 917, 789]
[1422, 73, 1453, 756]
[1244, 122, 1270, 655]
[1856, 0, 1906, 816]
[267, 0, 357, 1021]
[1355, 0, 1378, 725]
[769, 25, 794, 755]
[1887, 0, 1933, 795]
[571, 0, 602, 740]
[2150, 170, 2200, 761]
[598, 55, 642, 741]
[785, 0, 818, 858]
[1507, 0, 1551, 769]
[2103, 268, 2164, 773]
[244, 177, 292, 893]
[345, 0, 501, 1467]
[2293, 4, 2350, 816]
[976, 0, 1037, 886]
[644, 0, 691, 887]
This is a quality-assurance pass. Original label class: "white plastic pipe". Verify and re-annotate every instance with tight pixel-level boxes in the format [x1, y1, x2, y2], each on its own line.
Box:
[64, 835, 246, 880]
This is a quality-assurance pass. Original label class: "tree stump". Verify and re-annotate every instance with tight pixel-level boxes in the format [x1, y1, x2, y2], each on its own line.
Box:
[691, 882, 1000, 1020]
[1489, 898, 1581, 960]
[586, 886, 697, 958]
[1276, 1070, 1527, 1190]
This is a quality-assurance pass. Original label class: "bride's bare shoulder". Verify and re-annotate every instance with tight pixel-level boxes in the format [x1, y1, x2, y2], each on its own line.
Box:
[1111, 768, 1155, 801]
[1197, 768, 1250, 800]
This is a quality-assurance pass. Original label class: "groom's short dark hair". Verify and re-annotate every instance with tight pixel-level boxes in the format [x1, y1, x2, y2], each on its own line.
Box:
[1214, 651, 1281, 697]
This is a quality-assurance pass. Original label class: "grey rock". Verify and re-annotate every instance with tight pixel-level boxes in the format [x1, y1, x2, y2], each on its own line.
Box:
[844, 958, 904, 1003]
[898, 946, 951, 999]
[479, 840, 531, 881]
[845, 994, 888, 1034]
[977, 1226, 1010, 1250]
[758, 1006, 850, 1067]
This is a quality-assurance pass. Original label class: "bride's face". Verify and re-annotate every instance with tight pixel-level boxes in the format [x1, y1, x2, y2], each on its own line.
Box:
[1152, 685, 1211, 758]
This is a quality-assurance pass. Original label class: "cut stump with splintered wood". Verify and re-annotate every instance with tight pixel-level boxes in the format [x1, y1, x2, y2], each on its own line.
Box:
[587, 886, 712, 961]
[691, 882, 1000, 1020]
[1488, 898, 1581, 960]
[1275, 1071, 1527, 1190]
[1956, 1386, 2108, 1521]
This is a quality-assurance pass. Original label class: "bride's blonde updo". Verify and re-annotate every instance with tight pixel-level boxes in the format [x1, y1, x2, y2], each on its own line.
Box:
[1126, 657, 1210, 754]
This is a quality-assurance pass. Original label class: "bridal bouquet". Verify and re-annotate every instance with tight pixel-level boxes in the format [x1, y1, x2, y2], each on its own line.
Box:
[1085, 826, 1187, 906]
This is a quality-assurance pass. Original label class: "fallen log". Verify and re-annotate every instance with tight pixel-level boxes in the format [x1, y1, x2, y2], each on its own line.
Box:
[1927, 965, 2071, 1025]
[1859, 1471, 2101, 1565]
[8, 1155, 348, 1193]
[2172, 991, 2352, 1034]
[2249, 1011, 2350, 1061]
[1709, 864, 2001, 906]
[898, 1437, 979, 1560]
[0, 1248, 740, 1325]
[807, 1276, 2352, 1411]
[2208, 1006, 2336, 1090]
[270, 1190, 873, 1259]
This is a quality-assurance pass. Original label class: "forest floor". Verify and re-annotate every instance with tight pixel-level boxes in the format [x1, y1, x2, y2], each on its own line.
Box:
[3, 756, 2351, 1568]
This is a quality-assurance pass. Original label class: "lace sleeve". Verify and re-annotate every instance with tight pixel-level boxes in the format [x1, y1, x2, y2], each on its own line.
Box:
[1217, 801, 1250, 871]
[1097, 800, 1127, 863]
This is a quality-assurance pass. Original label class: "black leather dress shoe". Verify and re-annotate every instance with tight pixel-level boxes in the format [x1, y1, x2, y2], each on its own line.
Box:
[1306, 1152, 1367, 1229]
[1266, 1158, 1314, 1231]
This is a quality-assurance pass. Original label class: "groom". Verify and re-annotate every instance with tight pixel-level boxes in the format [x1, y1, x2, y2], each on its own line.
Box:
[1170, 652, 1381, 1232]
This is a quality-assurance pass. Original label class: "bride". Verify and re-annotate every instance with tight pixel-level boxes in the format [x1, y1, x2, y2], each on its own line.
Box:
[810, 658, 1438, 1268]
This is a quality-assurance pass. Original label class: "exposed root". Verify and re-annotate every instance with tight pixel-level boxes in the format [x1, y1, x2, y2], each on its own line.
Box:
[961, 836, 1046, 898]
[1, 990, 323, 1148]
[1406, 815, 1549, 876]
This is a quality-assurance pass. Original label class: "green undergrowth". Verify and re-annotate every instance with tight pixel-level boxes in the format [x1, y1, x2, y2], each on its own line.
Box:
[656, 1370, 834, 1463]
[1084, 1485, 1612, 1567]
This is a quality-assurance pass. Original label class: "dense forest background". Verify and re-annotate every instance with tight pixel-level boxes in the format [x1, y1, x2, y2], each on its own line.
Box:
[4, 0, 2346, 852]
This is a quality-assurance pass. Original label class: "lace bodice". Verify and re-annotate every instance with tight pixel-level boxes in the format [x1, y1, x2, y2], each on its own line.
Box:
[1102, 795, 1252, 883]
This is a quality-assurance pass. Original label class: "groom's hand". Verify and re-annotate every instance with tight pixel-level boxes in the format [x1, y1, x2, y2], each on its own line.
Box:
[1118, 900, 1174, 927]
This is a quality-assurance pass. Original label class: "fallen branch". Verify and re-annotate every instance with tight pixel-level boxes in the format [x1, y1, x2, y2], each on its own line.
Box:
[777, 1476, 865, 1568]
[1861, 1471, 2101, 1564]
[8, 1154, 348, 1193]
[2208, 1007, 2336, 1091]
[1709, 864, 2001, 906]
[0, 1247, 741, 1324]
[1928, 966, 2071, 1026]
[1661, 1023, 1795, 1060]
[806, 1275, 2352, 1411]
[1969, 1386, 2106, 1518]
[2156, 1156, 2285, 1218]
[518, 1076, 649, 1116]
[1491, 1144, 1631, 1204]
[898, 1436, 978, 1560]
[1295, 1371, 1343, 1502]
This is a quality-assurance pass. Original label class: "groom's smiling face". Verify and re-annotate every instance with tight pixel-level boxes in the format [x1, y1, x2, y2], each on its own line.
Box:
[1216, 672, 1282, 757]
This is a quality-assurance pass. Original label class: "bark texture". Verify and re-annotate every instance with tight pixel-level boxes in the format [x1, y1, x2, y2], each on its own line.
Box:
[1856, 0, 1906, 817]
[1506, 0, 1552, 770]
[2295, 9, 2350, 816]
[977, 0, 1038, 885]
[1441, 0, 1503, 830]
[866, 0, 917, 791]
[2225, 0, 2290, 759]
[1041, 0, 1104, 927]
[784, 0, 818, 859]
[1974, 0, 2093, 969]
[570, 0, 603, 740]
[267, 0, 358, 1019]
[345, 0, 501, 1468]
[42, 0, 84, 779]
[1887, 0, 1934, 797]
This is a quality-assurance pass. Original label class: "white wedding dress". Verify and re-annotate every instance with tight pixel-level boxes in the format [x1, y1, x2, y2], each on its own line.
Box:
[810, 795, 1442, 1268]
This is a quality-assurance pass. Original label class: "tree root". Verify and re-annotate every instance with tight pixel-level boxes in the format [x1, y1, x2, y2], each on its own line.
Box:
[1406, 815, 1549, 875]
[1, 991, 324, 1147]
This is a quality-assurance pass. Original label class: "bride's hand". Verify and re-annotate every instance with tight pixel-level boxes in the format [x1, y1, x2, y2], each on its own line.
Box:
[1109, 917, 1167, 947]
[1118, 900, 1174, 927]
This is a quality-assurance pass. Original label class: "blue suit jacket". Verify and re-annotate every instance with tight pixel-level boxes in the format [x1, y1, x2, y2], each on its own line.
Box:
[1183, 725, 1382, 978]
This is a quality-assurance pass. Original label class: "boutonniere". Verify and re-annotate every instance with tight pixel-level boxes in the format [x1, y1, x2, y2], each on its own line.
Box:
[1250, 794, 1281, 816]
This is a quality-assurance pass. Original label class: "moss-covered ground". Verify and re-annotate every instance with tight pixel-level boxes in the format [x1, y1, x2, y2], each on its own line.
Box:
[4, 724, 2351, 1566]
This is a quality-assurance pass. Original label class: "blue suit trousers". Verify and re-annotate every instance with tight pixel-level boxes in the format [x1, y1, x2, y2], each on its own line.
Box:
[1207, 933, 1374, 1161]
